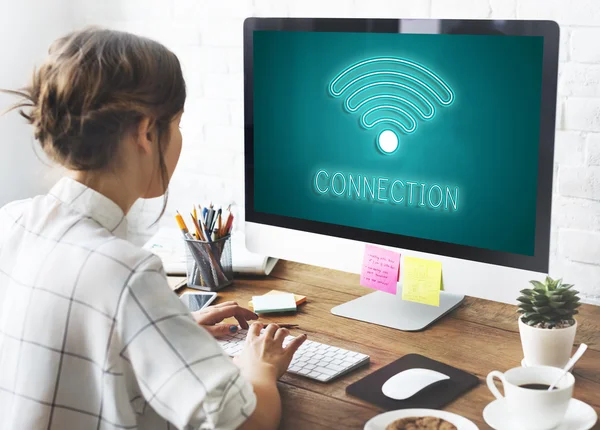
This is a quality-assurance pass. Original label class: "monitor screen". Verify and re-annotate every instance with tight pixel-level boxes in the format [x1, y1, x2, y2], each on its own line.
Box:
[245, 19, 558, 272]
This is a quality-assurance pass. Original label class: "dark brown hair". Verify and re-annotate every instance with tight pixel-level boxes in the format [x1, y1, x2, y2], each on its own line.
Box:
[3, 27, 186, 214]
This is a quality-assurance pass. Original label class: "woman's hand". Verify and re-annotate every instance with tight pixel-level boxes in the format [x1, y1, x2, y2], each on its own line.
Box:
[234, 322, 307, 381]
[192, 301, 258, 337]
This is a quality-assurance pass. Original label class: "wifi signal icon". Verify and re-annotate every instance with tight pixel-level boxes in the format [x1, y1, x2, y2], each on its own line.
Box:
[329, 57, 455, 155]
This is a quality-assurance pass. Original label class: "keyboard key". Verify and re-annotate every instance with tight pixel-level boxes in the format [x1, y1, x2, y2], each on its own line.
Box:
[315, 373, 330, 382]
[314, 366, 336, 376]
[308, 371, 322, 379]
[325, 363, 345, 372]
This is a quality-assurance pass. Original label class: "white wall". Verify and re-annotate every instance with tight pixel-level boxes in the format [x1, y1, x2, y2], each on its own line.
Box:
[2, 0, 599, 304]
[0, 0, 72, 205]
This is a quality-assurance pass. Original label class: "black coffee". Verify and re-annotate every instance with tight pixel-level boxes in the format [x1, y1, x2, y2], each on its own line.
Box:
[518, 383, 556, 390]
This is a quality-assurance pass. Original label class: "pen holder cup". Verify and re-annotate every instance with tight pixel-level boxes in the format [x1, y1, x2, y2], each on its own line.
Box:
[184, 235, 233, 292]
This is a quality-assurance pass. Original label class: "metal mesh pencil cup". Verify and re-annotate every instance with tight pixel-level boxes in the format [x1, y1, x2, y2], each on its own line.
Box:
[184, 235, 233, 291]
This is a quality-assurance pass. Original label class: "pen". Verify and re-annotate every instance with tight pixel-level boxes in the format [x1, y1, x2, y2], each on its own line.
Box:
[206, 208, 215, 233]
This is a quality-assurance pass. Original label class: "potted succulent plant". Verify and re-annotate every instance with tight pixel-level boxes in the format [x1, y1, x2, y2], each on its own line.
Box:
[517, 276, 581, 368]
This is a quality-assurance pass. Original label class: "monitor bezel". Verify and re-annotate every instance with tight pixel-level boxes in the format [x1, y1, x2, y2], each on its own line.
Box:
[243, 18, 559, 273]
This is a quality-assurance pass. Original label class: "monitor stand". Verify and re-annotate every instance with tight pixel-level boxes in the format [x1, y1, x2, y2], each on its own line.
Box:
[331, 287, 464, 332]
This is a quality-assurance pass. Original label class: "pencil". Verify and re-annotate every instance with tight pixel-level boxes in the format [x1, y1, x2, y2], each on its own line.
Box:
[190, 212, 204, 241]
[262, 323, 299, 329]
[216, 210, 222, 237]
[225, 213, 234, 235]
[198, 212, 212, 242]
[221, 210, 230, 237]
[175, 211, 193, 239]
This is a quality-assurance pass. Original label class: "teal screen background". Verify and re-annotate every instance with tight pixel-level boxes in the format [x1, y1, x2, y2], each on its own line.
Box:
[253, 31, 543, 256]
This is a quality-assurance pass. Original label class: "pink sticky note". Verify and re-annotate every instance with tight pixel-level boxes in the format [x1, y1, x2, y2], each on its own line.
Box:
[360, 244, 400, 294]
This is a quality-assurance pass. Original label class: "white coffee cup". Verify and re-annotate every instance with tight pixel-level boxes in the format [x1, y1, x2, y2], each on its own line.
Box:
[486, 366, 574, 430]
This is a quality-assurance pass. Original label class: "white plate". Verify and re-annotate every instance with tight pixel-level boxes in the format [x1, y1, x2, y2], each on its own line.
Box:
[364, 409, 479, 430]
[483, 398, 598, 430]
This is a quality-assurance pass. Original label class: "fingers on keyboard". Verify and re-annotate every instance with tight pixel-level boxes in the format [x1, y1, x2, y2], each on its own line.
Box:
[217, 335, 369, 382]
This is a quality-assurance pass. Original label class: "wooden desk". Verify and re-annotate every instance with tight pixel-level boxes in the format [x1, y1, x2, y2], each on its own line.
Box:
[170, 260, 600, 429]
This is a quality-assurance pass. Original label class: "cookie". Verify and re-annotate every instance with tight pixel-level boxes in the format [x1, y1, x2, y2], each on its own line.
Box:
[385, 416, 458, 430]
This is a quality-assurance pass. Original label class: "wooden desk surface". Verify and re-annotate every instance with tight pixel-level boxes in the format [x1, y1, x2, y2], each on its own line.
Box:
[170, 260, 600, 429]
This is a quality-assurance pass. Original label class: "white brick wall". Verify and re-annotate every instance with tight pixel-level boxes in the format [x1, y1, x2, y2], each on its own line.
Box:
[71, 0, 600, 304]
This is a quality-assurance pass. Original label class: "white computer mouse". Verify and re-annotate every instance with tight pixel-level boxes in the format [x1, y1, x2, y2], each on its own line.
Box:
[382, 368, 450, 400]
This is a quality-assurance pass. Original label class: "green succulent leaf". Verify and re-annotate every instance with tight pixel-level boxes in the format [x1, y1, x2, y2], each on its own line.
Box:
[533, 306, 551, 313]
[530, 280, 546, 290]
[517, 296, 533, 304]
[549, 301, 566, 309]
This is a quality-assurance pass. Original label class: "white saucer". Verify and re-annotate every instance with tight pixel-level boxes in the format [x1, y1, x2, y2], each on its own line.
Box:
[364, 408, 478, 430]
[483, 398, 597, 430]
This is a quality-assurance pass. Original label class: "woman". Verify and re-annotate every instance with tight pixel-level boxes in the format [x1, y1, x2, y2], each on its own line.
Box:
[0, 27, 305, 430]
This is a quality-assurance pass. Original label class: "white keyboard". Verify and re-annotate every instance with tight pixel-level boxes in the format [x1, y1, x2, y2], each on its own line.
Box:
[217, 329, 370, 382]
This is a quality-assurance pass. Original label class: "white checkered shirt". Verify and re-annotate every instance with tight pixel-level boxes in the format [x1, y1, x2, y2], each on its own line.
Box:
[0, 177, 256, 430]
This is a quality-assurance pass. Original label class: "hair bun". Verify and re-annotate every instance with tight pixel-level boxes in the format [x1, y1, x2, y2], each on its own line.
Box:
[2, 27, 186, 172]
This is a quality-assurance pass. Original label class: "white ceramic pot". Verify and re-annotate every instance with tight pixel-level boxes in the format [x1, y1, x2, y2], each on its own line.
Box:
[518, 317, 577, 368]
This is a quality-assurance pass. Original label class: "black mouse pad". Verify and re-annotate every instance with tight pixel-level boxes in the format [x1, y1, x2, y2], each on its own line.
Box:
[346, 354, 479, 410]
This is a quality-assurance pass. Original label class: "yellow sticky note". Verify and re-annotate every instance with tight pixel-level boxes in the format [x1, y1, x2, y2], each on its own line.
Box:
[402, 256, 442, 307]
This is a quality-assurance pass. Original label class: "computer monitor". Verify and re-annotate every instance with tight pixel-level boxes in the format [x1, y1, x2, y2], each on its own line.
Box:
[243, 18, 559, 330]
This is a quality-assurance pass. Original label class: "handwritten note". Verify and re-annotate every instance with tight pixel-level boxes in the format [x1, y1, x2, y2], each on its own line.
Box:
[360, 245, 400, 294]
[402, 256, 442, 306]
